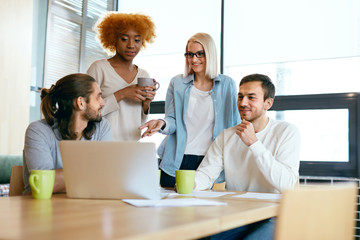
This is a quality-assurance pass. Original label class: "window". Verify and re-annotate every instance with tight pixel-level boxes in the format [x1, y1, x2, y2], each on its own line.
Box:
[268, 109, 349, 162]
[223, 0, 360, 94]
[44, 0, 116, 88]
[226, 57, 360, 96]
[222, 0, 360, 177]
[269, 93, 360, 177]
[36, 0, 360, 177]
[145, 0, 360, 177]
[117, 0, 222, 101]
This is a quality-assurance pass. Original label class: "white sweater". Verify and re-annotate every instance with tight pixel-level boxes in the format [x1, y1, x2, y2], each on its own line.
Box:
[87, 59, 149, 141]
[195, 118, 301, 193]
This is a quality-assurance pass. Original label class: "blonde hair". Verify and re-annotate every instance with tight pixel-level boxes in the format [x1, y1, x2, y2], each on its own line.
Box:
[184, 32, 218, 79]
[94, 12, 156, 55]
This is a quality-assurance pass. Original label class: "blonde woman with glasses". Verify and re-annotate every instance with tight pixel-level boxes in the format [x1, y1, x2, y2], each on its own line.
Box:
[140, 32, 240, 187]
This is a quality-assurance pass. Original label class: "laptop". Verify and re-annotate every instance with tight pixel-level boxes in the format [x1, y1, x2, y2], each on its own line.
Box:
[59, 141, 162, 200]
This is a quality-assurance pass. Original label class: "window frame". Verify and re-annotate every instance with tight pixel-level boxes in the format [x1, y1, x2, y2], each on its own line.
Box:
[271, 92, 360, 177]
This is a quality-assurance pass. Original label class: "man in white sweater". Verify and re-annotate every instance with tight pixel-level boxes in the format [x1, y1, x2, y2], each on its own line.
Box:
[195, 73, 300, 239]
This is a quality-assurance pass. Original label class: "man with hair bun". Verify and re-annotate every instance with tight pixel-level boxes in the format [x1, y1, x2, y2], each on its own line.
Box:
[87, 12, 157, 141]
[23, 73, 112, 194]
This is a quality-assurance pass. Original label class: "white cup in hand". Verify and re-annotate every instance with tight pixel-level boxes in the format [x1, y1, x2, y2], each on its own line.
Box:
[137, 77, 160, 91]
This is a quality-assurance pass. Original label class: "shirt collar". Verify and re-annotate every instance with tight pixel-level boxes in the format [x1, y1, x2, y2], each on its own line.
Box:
[183, 73, 221, 84]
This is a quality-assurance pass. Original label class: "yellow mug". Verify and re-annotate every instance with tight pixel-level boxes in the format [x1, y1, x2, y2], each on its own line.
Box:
[175, 170, 195, 194]
[29, 170, 55, 199]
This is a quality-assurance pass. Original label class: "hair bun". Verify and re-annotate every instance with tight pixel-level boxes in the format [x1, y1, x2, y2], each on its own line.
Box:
[40, 84, 56, 99]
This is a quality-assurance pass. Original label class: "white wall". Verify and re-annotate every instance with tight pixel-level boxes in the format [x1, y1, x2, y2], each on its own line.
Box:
[0, 0, 33, 154]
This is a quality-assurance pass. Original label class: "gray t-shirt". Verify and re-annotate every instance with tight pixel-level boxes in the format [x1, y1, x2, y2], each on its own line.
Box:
[23, 119, 112, 193]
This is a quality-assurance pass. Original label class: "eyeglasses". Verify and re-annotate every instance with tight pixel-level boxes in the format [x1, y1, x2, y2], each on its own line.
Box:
[184, 51, 206, 58]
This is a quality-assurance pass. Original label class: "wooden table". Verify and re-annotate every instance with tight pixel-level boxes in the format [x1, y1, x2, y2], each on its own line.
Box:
[0, 192, 279, 240]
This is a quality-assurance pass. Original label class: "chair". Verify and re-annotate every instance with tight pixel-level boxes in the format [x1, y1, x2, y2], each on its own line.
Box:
[274, 183, 357, 240]
[212, 182, 226, 190]
[9, 166, 24, 196]
[0, 154, 23, 183]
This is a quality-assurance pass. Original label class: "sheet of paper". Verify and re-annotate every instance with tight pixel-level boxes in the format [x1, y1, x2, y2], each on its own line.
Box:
[167, 191, 236, 198]
[160, 188, 176, 194]
[232, 192, 281, 200]
[123, 198, 227, 207]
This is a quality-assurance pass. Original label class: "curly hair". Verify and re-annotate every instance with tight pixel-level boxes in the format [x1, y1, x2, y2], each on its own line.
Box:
[95, 12, 156, 54]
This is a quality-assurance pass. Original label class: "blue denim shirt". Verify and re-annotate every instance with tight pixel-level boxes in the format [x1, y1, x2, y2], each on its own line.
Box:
[158, 73, 240, 177]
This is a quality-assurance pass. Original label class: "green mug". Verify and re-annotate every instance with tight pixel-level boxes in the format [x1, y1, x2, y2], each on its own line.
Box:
[175, 170, 195, 194]
[29, 170, 55, 199]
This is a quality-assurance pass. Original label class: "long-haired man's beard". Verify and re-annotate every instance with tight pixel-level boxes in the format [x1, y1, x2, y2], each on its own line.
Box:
[84, 106, 102, 122]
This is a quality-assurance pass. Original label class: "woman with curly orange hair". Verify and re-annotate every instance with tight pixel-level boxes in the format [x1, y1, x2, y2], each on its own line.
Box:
[87, 12, 156, 141]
